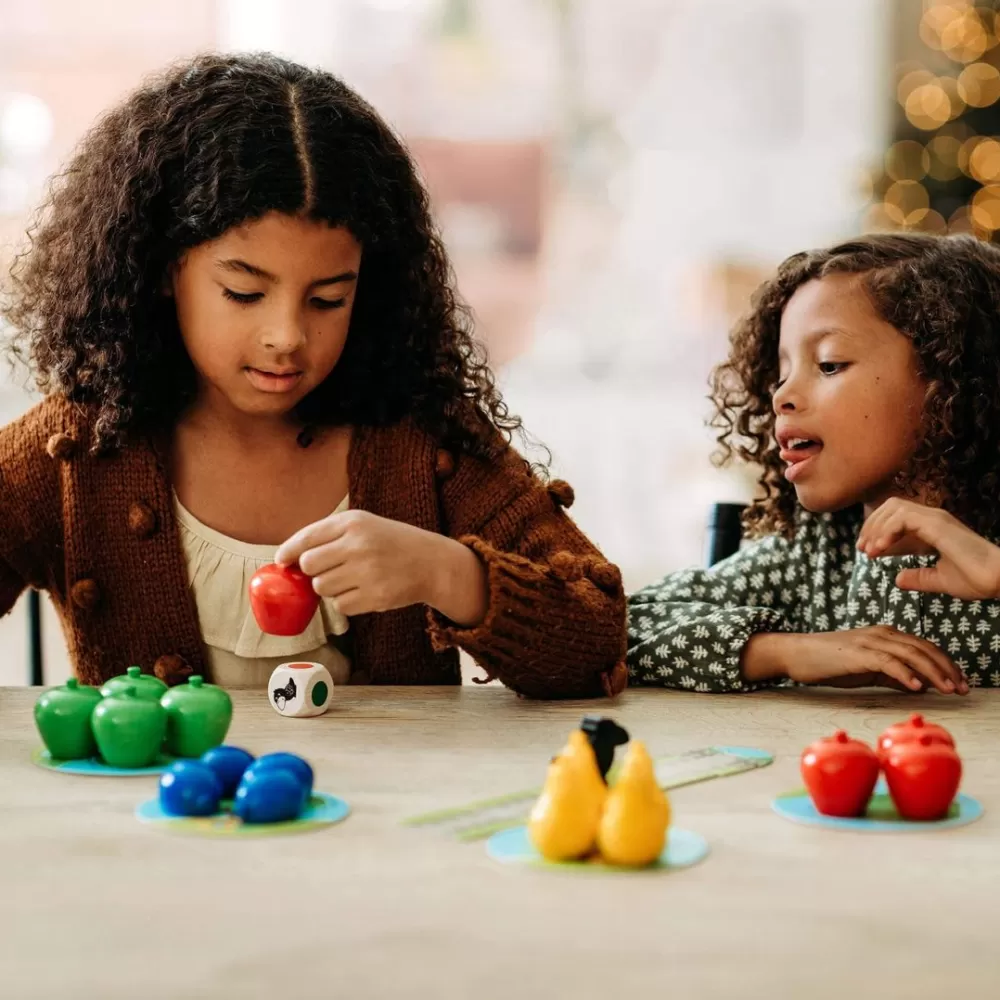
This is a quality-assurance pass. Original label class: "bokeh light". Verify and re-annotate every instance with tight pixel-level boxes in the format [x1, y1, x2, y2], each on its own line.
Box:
[968, 137, 1000, 182]
[883, 180, 931, 225]
[904, 81, 953, 129]
[927, 134, 964, 179]
[971, 184, 1000, 230]
[885, 140, 931, 180]
[957, 61, 1000, 105]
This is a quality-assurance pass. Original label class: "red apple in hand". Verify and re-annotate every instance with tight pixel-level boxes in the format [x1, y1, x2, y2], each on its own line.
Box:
[800, 730, 880, 817]
[883, 735, 962, 821]
[249, 564, 320, 636]
[877, 713, 954, 762]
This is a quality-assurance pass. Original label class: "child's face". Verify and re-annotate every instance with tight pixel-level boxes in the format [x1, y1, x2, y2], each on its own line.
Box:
[170, 212, 362, 422]
[773, 274, 926, 514]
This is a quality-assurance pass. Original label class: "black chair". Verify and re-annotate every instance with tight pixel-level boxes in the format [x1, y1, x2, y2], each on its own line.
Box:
[28, 589, 43, 686]
[705, 502, 747, 567]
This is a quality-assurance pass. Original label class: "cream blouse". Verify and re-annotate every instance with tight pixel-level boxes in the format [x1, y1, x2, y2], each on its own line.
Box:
[174, 495, 351, 690]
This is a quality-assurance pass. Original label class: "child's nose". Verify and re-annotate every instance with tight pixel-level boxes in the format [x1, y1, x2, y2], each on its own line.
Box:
[261, 318, 307, 353]
[772, 378, 803, 413]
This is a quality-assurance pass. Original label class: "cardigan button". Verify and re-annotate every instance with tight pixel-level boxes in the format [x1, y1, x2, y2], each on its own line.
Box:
[70, 578, 101, 610]
[128, 501, 158, 539]
[547, 479, 575, 509]
[46, 433, 76, 461]
[435, 449, 455, 480]
[154, 654, 193, 686]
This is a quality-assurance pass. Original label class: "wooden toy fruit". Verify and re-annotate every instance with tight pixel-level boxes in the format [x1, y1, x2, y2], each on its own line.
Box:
[245, 752, 314, 799]
[100, 665, 168, 702]
[200, 746, 255, 798]
[883, 734, 962, 821]
[528, 731, 606, 861]
[34, 677, 102, 760]
[800, 730, 880, 818]
[159, 760, 223, 817]
[877, 714, 954, 761]
[249, 563, 320, 636]
[596, 740, 670, 867]
[234, 768, 307, 823]
[160, 676, 233, 758]
[90, 685, 167, 768]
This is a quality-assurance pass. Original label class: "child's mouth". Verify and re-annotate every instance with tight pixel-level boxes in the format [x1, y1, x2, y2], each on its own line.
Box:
[779, 437, 823, 481]
[244, 367, 304, 394]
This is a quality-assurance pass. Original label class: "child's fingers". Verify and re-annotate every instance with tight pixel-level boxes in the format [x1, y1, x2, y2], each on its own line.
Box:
[311, 564, 355, 598]
[276, 514, 351, 566]
[895, 566, 942, 594]
[297, 539, 351, 578]
[881, 637, 956, 694]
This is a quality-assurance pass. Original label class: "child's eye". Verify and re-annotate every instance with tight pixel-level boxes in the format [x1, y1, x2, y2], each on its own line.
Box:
[223, 288, 263, 305]
[312, 297, 346, 311]
[818, 361, 848, 376]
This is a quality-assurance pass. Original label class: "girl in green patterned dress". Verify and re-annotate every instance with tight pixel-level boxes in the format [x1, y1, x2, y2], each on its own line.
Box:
[629, 233, 1000, 694]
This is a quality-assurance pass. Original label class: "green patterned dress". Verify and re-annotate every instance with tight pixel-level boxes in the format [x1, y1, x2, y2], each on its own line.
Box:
[627, 508, 1000, 692]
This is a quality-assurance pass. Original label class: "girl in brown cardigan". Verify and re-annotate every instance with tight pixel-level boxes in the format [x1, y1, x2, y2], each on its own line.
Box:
[0, 53, 626, 699]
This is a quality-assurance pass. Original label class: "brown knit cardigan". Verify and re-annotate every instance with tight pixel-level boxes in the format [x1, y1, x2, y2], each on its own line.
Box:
[0, 395, 627, 699]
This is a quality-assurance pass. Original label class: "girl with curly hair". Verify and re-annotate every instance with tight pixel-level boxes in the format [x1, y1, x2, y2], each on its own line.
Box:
[0, 53, 626, 698]
[629, 232, 1000, 694]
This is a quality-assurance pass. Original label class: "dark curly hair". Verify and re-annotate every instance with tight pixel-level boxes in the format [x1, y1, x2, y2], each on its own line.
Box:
[710, 232, 1000, 540]
[3, 51, 534, 465]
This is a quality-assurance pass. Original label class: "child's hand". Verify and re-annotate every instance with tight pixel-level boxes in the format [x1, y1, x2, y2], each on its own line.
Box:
[274, 511, 488, 625]
[858, 498, 1000, 601]
[743, 627, 968, 694]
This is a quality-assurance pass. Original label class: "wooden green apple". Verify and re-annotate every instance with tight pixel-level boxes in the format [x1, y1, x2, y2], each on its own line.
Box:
[160, 676, 232, 758]
[34, 677, 102, 760]
[100, 665, 168, 702]
[91, 685, 167, 768]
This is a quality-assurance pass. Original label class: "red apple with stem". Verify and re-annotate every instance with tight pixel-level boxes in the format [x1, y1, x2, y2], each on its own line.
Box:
[249, 563, 320, 636]
[877, 713, 954, 762]
[883, 734, 962, 821]
[800, 730, 880, 818]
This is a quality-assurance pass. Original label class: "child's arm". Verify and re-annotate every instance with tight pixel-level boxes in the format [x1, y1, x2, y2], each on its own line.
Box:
[628, 532, 803, 693]
[427, 448, 626, 700]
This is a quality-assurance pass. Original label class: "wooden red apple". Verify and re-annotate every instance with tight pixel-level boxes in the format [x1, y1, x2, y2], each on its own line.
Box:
[800, 730, 880, 818]
[883, 735, 962, 821]
[249, 564, 320, 636]
[877, 713, 954, 762]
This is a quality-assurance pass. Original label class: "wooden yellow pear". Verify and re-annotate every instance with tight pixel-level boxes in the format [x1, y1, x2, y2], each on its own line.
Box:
[528, 731, 606, 861]
[597, 740, 670, 867]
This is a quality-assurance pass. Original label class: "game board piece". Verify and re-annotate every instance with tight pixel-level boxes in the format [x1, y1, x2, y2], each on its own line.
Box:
[234, 768, 307, 823]
[800, 730, 880, 818]
[772, 782, 983, 832]
[200, 746, 255, 798]
[877, 713, 955, 760]
[160, 676, 232, 758]
[100, 665, 167, 702]
[159, 760, 223, 817]
[136, 791, 350, 838]
[579, 716, 629, 781]
[268, 662, 334, 718]
[32, 748, 174, 776]
[883, 735, 962, 821]
[488, 825, 709, 873]
[527, 732, 605, 861]
[91, 685, 168, 768]
[402, 745, 774, 841]
[245, 752, 314, 798]
[33, 677, 102, 760]
[249, 563, 320, 636]
[596, 741, 670, 867]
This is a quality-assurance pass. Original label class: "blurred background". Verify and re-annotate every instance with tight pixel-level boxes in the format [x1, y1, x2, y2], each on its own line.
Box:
[0, 0, 997, 683]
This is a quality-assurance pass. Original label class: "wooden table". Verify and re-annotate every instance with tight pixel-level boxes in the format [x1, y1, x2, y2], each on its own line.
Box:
[1, 686, 998, 999]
